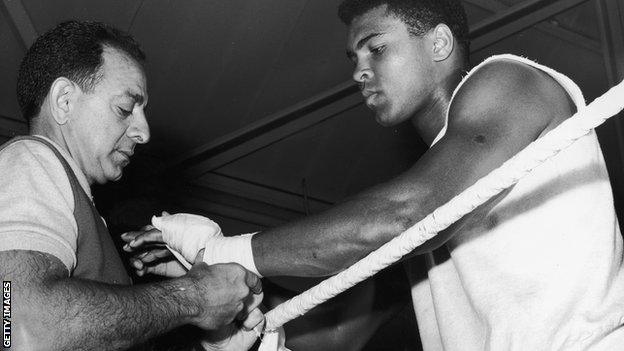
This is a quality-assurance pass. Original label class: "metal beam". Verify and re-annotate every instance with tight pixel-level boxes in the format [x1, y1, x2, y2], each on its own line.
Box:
[168, 184, 300, 227]
[171, 199, 283, 228]
[464, 0, 508, 12]
[173, 0, 593, 179]
[171, 81, 361, 178]
[465, 0, 600, 53]
[191, 172, 332, 214]
[470, 0, 591, 52]
[536, 21, 601, 53]
[471, 0, 562, 38]
[1, 0, 37, 49]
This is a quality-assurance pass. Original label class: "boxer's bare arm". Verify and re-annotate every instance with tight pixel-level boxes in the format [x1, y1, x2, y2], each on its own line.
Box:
[253, 59, 574, 277]
[0, 249, 262, 351]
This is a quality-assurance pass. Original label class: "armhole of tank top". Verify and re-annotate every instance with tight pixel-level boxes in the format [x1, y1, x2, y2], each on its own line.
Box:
[18, 136, 82, 212]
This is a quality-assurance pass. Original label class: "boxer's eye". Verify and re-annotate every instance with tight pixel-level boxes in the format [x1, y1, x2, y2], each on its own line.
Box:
[370, 45, 385, 56]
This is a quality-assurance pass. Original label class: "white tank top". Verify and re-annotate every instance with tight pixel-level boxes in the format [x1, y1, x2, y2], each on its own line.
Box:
[405, 54, 624, 350]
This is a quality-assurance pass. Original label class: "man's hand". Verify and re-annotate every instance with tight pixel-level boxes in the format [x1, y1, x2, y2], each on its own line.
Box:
[1, 249, 263, 350]
[153, 212, 223, 261]
[200, 311, 265, 351]
[122, 225, 191, 277]
[123, 213, 261, 278]
[186, 261, 264, 330]
[122, 213, 225, 276]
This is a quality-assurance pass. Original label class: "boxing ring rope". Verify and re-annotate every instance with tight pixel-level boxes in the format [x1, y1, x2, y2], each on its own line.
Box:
[262, 80, 624, 335]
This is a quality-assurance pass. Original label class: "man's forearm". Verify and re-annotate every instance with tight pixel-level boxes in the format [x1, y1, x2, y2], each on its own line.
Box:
[17, 276, 199, 350]
[150, 187, 444, 278]
[6, 250, 200, 351]
[252, 195, 432, 277]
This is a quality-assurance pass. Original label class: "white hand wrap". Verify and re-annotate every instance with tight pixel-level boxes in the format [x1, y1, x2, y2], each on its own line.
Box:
[152, 213, 222, 263]
[153, 213, 262, 277]
[203, 232, 262, 278]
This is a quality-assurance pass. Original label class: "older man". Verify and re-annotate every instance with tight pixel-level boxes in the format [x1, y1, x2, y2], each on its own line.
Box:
[0, 21, 262, 350]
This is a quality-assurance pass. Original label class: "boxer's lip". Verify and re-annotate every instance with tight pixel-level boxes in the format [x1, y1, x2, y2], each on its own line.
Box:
[362, 89, 378, 99]
[363, 90, 379, 107]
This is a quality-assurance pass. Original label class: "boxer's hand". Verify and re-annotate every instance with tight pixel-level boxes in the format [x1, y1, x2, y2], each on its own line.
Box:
[187, 261, 263, 331]
[153, 213, 223, 263]
[122, 212, 223, 270]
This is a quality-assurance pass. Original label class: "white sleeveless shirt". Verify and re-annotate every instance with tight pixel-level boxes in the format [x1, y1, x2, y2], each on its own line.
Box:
[405, 54, 624, 350]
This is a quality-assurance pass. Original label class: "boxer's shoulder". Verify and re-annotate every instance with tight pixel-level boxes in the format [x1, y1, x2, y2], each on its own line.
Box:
[448, 59, 557, 136]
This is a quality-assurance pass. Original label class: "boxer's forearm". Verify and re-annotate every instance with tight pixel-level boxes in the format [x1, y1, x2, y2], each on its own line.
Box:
[150, 197, 437, 277]
[252, 194, 439, 277]
[6, 250, 199, 350]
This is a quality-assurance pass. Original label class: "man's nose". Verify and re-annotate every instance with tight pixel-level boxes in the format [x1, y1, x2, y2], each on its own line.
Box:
[128, 110, 150, 144]
[352, 62, 373, 85]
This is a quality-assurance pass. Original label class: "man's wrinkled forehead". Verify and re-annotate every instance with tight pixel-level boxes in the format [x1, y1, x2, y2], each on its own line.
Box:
[98, 47, 148, 98]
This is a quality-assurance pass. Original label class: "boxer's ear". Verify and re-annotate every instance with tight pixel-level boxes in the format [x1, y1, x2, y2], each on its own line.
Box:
[49, 77, 77, 125]
[431, 24, 454, 62]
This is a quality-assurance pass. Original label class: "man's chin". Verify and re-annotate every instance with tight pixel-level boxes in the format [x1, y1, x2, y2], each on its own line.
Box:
[374, 113, 398, 127]
[104, 167, 124, 183]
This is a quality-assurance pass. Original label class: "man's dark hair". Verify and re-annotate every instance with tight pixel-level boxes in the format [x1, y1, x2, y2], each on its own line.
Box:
[338, 0, 469, 64]
[17, 20, 146, 120]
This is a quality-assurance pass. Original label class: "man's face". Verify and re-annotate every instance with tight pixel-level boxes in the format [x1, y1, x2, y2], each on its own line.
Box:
[67, 47, 149, 184]
[346, 5, 435, 126]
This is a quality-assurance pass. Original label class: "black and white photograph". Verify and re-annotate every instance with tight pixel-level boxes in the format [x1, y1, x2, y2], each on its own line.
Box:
[1, 0, 624, 350]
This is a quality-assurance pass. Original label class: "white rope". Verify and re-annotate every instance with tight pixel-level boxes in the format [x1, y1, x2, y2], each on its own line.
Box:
[263, 80, 624, 332]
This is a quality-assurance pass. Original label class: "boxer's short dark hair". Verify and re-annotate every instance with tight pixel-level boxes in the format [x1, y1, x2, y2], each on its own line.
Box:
[338, 0, 469, 63]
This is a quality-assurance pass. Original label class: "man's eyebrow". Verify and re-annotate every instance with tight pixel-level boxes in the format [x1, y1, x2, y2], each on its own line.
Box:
[357, 32, 383, 49]
[346, 32, 384, 59]
[123, 91, 145, 105]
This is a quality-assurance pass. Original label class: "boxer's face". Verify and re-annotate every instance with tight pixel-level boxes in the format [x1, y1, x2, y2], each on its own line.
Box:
[346, 5, 436, 126]
[67, 47, 150, 184]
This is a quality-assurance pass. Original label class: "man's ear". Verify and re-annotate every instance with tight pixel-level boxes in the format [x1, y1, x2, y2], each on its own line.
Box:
[49, 77, 77, 125]
[431, 24, 454, 62]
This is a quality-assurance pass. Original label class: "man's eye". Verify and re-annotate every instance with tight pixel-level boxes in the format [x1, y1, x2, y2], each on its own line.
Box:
[118, 107, 132, 117]
[370, 45, 385, 55]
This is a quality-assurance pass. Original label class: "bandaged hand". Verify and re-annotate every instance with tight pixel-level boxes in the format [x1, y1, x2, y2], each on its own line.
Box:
[152, 213, 263, 277]
[153, 212, 223, 263]
[122, 213, 222, 276]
